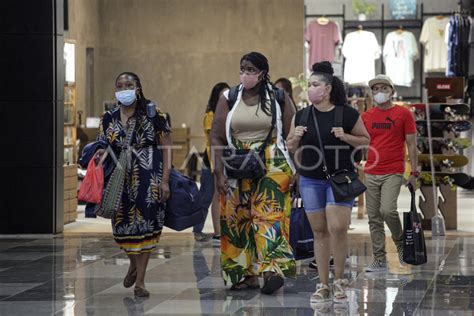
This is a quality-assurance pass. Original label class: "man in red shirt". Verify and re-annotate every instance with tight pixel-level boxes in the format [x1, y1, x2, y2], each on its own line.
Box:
[362, 75, 418, 272]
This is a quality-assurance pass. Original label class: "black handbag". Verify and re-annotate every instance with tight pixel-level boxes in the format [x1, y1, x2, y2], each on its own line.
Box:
[311, 107, 367, 202]
[403, 183, 427, 265]
[222, 88, 277, 180]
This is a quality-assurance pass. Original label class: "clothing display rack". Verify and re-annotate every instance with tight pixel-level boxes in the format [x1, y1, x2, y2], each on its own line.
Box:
[305, 3, 457, 102]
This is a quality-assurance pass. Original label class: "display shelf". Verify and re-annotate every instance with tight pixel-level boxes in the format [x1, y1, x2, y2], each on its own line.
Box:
[64, 83, 77, 164]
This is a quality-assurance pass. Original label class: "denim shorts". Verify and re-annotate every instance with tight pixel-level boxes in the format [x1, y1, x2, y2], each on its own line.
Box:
[299, 175, 354, 213]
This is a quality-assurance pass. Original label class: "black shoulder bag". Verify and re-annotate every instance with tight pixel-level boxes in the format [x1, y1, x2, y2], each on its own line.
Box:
[311, 106, 367, 202]
[222, 89, 277, 179]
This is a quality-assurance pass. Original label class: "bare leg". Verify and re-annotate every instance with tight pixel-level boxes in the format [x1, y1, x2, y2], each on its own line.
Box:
[326, 205, 351, 280]
[127, 253, 137, 274]
[135, 252, 151, 289]
[123, 253, 138, 288]
[306, 211, 330, 285]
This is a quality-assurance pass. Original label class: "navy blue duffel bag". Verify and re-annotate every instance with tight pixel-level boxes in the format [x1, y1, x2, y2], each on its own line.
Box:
[164, 169, 206, 231]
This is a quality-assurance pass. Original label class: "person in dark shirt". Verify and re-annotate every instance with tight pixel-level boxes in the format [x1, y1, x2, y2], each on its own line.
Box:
[287, 62, 370, 304]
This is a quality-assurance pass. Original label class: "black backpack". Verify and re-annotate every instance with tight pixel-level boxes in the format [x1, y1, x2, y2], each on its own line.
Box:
[298, 106, 363, 163]
[227, 85, 285, 110]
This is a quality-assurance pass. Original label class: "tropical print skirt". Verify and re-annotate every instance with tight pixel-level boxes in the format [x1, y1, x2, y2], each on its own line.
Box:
[220, 139, 296, 285]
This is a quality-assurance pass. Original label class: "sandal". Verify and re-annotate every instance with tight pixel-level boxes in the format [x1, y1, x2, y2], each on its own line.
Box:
[260, 274, 284, 295]
[134, 286, 150, 298]
[123, 268, 137, 288]
[333, 279, 349, 302]
[310, 284, 331, 303]
[230, 276, 260, 291]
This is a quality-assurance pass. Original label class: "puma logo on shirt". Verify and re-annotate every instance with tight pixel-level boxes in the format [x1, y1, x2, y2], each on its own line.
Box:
[372, 122, 392, 129]
[372, 117, 396, 129]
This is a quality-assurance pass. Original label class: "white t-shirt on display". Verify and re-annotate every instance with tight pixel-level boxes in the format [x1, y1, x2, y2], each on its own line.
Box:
[420, 16, 449, 72]
[342, 30, 381, 85]
[383, 31, 419, 87]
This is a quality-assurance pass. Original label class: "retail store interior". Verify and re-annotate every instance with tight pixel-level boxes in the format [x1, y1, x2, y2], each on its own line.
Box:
[1, 0, 474, 314]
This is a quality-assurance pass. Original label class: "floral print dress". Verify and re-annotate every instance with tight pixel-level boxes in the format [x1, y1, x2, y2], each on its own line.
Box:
[97, 106, 171, 254]
[221, 139, 296, 285]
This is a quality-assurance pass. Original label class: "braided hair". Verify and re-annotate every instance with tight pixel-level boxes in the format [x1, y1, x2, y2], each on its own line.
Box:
[206, 82, 230, 113]
[311, 61, 348, 106]
[240, 52, 273, 116]
[115, 72, 150, 115]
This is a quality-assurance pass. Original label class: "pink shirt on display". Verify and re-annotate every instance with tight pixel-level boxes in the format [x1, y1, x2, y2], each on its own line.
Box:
[305, 21, 341, 68]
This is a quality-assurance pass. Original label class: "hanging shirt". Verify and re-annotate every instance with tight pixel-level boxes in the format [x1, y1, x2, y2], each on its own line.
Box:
[305, 20, 342, 68]
[383, 31, 419, 87]
[446, 15, 472, 77]
[342, 30, 381, 85]
[420, 16, 449, 72]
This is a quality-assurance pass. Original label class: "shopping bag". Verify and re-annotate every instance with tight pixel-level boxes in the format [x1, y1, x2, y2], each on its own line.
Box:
[78, 158, 104, 204]
[403, 184, 428, 265]
[289, 194, 314, 260]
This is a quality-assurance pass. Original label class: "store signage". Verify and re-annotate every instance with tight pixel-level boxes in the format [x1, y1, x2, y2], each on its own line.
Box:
[389, 0, 417, 20]
[426, 77, 464, 103]
[436, 84, 451, 90]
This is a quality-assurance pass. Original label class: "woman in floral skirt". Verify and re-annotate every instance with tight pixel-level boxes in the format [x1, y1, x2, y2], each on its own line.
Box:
[211, 52, 296, 294]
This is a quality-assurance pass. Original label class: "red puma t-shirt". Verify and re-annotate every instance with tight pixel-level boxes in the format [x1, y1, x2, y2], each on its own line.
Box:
[362, 105, 416, 175]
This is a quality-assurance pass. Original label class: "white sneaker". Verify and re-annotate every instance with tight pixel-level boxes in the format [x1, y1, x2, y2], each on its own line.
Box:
[365, 259, 388, 272]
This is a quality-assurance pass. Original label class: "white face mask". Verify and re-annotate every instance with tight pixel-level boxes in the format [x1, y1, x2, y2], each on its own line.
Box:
[115, 89, 137, 106]
[373, 92, 391, 104]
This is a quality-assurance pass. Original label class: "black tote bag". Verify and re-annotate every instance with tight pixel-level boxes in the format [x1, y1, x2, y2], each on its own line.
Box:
[403, 184, 428, 265]
[289, 193, 314, 260]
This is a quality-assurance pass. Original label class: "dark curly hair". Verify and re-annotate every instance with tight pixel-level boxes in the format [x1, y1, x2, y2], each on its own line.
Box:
[311, 61, 348, 106]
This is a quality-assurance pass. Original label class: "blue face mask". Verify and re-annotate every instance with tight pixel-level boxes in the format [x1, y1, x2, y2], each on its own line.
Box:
[115, 89, 137, 106]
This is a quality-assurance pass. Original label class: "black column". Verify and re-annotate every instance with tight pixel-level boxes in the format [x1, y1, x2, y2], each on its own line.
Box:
[0, 0, 64, 233]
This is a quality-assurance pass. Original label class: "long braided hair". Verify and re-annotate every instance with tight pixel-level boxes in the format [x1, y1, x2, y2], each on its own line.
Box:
[240, 52, 273, 116]
[115, 71, 151, 115]
[311, 62, 348, 106]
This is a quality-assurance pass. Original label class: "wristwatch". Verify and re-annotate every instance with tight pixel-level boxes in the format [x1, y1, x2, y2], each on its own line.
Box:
[410, 171, 420, 178]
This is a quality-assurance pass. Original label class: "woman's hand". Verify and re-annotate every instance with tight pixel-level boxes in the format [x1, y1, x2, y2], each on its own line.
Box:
[216, 173, 228, 195]
[294, 126, 307, 138]
[95, 149, 105, 158]
[94, 149, 107, 166]
[158, 181, 170, 202]
[331, 127, 347, 142]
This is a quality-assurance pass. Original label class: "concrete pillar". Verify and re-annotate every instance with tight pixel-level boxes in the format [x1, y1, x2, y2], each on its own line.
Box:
[0, 0, 65, 233]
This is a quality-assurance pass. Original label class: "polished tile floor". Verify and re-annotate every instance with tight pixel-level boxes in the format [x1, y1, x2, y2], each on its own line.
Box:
[0, 234, 472, 315]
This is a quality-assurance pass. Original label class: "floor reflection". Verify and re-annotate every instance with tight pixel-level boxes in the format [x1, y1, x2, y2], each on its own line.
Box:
[0, 234, 472, 315]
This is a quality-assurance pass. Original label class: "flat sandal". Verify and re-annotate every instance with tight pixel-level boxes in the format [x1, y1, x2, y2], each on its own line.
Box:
[123, 269, 137, 288]
[134, 286, 150, 297]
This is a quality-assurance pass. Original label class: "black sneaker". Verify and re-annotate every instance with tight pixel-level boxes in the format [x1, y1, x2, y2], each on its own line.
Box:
[308, 257, 335, 270]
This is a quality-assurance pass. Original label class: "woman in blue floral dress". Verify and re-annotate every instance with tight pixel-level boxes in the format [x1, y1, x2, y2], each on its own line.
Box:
[96, 72, 172, 297]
